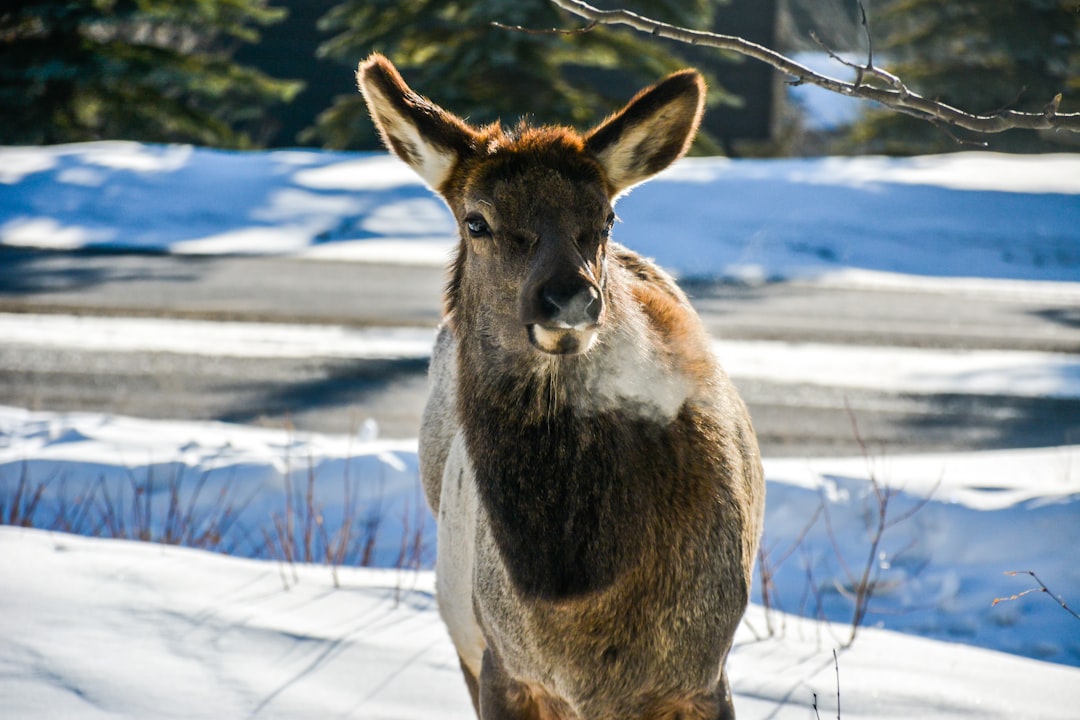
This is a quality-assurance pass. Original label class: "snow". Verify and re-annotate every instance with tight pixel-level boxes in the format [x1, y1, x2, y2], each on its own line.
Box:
[632, 156, 1080, 283]
[2, 524, 1079, 719]
[715, 339, 1080, 399]
[2, 141, 1080, 717]
[0, 406, 429, 570]
[2, 405, 1079, 678]
[0, 313, 437, 361]
[0, 143, 456, 260]
[2, 143, 1078, 285]
[0, 528, 465, 720]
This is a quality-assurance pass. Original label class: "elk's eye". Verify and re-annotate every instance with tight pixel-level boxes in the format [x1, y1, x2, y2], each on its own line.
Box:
[465, 214, 491, 238]
[602, 213, 616, 238]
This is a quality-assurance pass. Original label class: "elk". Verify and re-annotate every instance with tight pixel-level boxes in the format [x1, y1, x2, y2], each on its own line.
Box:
[357, 54, 765, 720]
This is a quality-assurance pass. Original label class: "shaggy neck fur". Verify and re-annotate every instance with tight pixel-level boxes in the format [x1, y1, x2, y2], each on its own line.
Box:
[457, 360, 688, 601]
[453, 256, 706, 601]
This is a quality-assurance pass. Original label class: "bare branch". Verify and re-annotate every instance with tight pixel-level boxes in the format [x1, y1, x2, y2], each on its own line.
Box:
[549, 0, 1080, 134]
[833, 649, 841, 720]
[993, 570, 1080, 621]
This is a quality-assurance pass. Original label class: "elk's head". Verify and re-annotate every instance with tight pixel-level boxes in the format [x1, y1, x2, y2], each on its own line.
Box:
[357, 55, 704, 357]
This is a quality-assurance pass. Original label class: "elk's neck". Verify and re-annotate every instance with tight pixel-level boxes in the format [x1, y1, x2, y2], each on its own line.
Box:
[455, 334, 696, 601]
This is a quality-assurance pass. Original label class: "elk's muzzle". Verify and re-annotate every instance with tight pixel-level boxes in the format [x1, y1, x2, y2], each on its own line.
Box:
[522, 272, 604, 356]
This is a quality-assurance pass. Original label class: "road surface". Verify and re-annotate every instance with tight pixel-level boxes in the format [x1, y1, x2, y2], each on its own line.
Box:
[2, 247, 1078, 456]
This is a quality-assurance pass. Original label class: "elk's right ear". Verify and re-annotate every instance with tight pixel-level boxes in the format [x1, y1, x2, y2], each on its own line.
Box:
[357, 54, 477, 191]
[585, 69, 705, 198]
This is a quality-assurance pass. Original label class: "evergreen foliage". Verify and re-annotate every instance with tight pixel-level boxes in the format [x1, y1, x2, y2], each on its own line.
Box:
[306, 0, 732, 150]
[0, 0, 303, 147]
[849, 0, 1080, 153]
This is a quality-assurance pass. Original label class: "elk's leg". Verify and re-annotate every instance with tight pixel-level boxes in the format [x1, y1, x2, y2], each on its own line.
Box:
[715, 671, 736, 720]
[478, 649, 557, 720]
[478, 649, 520, 720]
[459, 654, 481, 717]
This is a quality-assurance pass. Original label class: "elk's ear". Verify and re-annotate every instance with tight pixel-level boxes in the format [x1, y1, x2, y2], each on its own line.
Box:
[585, 70, 705, 197]
[357, 54, 477, 191]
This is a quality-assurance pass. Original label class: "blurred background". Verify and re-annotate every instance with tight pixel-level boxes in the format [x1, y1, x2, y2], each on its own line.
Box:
[4, 0, 1077, 156]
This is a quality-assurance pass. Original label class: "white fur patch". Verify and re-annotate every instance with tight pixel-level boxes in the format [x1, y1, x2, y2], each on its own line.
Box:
[435, 433, 485, 677]
[582, 319, 693, 423]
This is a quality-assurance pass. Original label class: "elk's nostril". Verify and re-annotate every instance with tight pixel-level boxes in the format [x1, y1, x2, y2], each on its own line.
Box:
[540, 290, 564, 319]
[537, 284, 600, 326]
[583, 289, 601, 323]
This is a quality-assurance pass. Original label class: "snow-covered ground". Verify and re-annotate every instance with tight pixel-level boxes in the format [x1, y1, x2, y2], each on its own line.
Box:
[3, 404, 1078, 671]
[2, 143, 1080, 717]
[4, 526, 1079, 720]
[2, 143, 1078, 286]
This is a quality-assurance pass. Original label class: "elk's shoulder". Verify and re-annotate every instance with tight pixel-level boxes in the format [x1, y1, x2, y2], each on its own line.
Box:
[611, 245, 714, 382]
[611, 244, 691, 308]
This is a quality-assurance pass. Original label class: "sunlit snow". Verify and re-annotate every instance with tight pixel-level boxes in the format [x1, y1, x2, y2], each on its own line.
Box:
[2, 142, 1079, 718]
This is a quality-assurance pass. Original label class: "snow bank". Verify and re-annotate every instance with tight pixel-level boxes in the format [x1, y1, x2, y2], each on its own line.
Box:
[3, 406, 1078, 669]
[762, 449, 1080, 666]
[2, 143, 1078, 287]
[0, 406, 431, 569]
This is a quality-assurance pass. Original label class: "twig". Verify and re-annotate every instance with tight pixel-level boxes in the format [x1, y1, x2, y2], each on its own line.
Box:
[808, 30, 909, 98]
[4, 461, 48, 526]
[547, 0, 1080, 134]
[800, 544, 828, 629]
[993, 570, 1080, 621]
[811, 650, 842, 719]
[833, 648, 841, 720]
[830, 401, 935, 645]
[757, 501, 825, 637]
[857, 0, 873, 69]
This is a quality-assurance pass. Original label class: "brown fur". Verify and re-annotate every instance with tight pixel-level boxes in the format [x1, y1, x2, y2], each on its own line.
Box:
[357, 54, 765, 720]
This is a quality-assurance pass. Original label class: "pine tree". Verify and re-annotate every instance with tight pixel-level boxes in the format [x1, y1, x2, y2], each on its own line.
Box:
[0, 0, 303, 147]
[849, 0, 1080, 154]
[306, 0, 731, 150]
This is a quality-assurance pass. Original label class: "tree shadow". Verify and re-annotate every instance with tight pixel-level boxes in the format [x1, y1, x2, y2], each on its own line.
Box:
[897, 392, 1080, 450]
[0, 246, 205, 296]
[1031, 306, 1080, 330]
[217, 356, 431, 430]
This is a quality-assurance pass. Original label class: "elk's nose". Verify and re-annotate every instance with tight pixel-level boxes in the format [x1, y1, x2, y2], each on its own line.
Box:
[538, 282, 601, 327]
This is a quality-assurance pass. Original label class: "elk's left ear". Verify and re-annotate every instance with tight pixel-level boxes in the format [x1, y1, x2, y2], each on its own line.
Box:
[357, 54, 478, 192]
[585, 70, 705, 197]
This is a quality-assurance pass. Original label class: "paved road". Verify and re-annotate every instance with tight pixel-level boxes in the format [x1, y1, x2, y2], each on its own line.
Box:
[2, 247, 1079, 456]
[0, 248, 446, 327]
